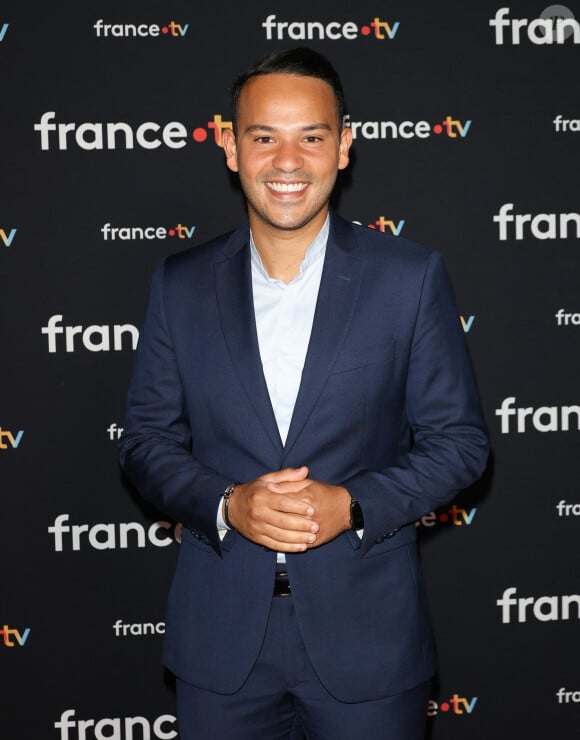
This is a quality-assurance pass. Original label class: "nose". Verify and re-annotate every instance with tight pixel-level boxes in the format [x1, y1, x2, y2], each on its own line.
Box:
[271, 140, 304, 173]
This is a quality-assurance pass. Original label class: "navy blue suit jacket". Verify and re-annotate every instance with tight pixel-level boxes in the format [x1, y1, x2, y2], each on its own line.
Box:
[119, 213, 489, 702]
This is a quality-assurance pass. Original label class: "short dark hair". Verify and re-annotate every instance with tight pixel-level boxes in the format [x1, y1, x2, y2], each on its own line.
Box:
[230, 47, 346, 133]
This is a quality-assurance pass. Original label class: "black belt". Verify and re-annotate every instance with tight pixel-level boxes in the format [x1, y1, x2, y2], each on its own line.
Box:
[273, 571, 291, 597]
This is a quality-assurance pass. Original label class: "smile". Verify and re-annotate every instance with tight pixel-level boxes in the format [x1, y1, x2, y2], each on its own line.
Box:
[265, 182, 309, 193]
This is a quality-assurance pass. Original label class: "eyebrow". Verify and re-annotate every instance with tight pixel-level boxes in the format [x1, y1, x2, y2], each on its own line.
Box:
[243, 123, 333, 134]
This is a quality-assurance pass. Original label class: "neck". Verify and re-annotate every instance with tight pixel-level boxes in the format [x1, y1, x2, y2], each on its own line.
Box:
[250, 209, 328, 283]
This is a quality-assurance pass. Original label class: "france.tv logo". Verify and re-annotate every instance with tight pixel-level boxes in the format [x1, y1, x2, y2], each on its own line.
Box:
[34, 112, 233, 151]
[93, 20, 189, 38]
[262, 14, 399, 40]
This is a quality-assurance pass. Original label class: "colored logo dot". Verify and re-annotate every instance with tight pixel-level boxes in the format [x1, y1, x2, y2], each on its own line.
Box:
[168, 229, 175, 237]
[433, 124, 443, 134]
[441, 702, 450, 712]
[162, 26, 169, 34]
[361, 26, 371, 35]
[439, 512, 449, 522]
[192, 128, 208, 142]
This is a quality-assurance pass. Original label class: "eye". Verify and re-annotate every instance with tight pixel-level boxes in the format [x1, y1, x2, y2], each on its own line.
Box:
[254, 136, 275, 144]
[304, 135, 323, 143]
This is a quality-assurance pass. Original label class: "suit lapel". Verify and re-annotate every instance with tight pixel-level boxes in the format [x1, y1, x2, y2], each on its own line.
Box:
[214, 229, 283, 455]
[282, 216, 363, 459]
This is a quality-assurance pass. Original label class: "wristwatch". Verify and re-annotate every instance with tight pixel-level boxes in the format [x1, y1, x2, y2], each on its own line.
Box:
[222, 482, 239, 529]
[349, 496, 364, 530]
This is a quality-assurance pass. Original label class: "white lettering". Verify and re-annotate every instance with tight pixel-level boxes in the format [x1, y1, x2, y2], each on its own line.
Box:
[554, 114, 580, 132]
[118, 522, 146, 549]
[555, 309, 580, 326]
[41, 315, 139, 353]
[136, 122, 161, 149]
[49, 516, 181, 551]
[34, 113, 189, 151]
[113, 620, 166, 637]
[88, 523, 116, 550]
[262, 14, 372, 41]
[76, 123, 103, 150]
[54, 709, 177, 739]
[100, 224, 193, 241]
[557, 687, 580, 703]
[556, 500, 580, 517]
[493, 203, 580, 241]
[490, 7, 580, 45]
[345, 116, 468, 141]
[495, 397, 580, 433]
[497, 587, 580, 623]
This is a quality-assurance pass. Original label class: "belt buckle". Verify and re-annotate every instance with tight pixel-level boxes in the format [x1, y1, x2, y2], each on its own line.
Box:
[273, 571, 291, 597]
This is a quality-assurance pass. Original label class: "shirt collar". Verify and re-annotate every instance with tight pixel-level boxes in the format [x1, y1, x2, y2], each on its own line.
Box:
[250, 215, 329, 284]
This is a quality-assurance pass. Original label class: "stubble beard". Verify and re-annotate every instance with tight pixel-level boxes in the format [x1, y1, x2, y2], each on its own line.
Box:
[243, 174, 337, 234]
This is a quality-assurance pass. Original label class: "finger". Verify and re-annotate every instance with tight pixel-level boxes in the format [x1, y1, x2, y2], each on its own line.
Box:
[248, 487, 314, 517]
[260, 523, 318, 547]
[258, 509, 319, 534]
[267, 479, 312, 494]
[257, 536, 310, 553]
[274, 495, 315, 517]
[261, 466, 309, 483]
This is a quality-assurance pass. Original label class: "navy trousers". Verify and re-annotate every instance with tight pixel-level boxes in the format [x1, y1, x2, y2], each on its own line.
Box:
[176, 595, 430, 740]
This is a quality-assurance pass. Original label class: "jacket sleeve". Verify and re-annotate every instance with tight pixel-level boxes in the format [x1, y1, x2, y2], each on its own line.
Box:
[342, 251, 489, 556]
[118, 260, 231, 553]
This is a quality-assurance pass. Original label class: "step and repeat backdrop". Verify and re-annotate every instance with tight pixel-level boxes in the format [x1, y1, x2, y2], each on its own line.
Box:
[2, 1, 579, 738]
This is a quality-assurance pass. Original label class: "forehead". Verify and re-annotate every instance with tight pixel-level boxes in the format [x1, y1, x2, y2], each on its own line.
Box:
[236, 73, 338, 127]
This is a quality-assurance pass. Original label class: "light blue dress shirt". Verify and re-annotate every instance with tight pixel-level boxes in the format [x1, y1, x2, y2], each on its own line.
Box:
[251, 218, 328, 445]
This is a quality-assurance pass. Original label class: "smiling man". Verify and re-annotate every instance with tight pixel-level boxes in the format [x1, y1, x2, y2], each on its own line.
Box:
[119, 48, 489, 740]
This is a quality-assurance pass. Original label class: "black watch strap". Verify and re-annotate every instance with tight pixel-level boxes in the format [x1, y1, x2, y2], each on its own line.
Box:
[349, 497, 364, 530]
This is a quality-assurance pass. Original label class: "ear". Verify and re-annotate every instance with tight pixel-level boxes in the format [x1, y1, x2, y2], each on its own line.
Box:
[222, 127, 239, 173]
[338, 126, 352, 171]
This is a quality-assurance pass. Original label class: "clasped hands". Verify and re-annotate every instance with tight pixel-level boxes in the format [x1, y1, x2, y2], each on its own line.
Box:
[224, 467, 351, 552]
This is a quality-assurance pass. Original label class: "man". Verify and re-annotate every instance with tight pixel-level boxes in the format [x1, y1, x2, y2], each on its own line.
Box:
[119, 48, 489, 739]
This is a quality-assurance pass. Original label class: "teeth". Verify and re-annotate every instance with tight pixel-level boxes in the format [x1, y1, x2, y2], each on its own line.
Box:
[266, 182, 308, 193]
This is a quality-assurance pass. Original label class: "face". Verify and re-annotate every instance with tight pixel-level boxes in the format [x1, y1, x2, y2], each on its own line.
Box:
[223, 73, 351, 236]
